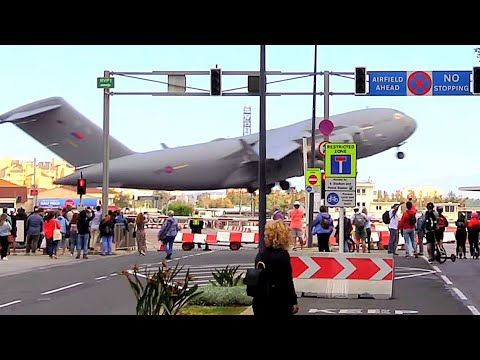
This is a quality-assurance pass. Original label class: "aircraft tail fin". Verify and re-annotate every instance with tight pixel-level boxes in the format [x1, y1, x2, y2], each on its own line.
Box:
[0, 97, 136, 168]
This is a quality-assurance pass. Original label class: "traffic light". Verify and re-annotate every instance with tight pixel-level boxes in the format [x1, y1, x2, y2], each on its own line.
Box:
[354, 67, 367, 95]
[210, 68, 222, 96]
[321, 170, 326, 200]
[77, 178, 86, 195]
[473, 67, 480, 94]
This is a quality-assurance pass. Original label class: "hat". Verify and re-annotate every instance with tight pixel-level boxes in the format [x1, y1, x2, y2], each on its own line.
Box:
[294, 201, 300, 206]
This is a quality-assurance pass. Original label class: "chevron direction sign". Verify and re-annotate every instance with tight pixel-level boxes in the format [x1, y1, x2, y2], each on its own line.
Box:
[290, 255, 393, 281]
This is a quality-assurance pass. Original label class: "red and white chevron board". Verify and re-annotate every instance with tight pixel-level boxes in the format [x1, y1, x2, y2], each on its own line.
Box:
[290, 255, 393, 281]
[174, 231, 259, 244]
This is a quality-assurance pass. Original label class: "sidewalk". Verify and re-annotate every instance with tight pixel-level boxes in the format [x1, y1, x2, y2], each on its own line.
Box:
[0, 250, 134, 278]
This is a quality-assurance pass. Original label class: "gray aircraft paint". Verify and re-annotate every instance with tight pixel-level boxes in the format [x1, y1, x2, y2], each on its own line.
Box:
[0, 97, 416, 191]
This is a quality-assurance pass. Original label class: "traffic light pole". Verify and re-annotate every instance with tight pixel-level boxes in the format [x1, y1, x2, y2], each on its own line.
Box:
[307, 45, 318, 249]
[102, 70, 111, 217]
[99, 60, 357, 252]
[258, 45, 267, 251]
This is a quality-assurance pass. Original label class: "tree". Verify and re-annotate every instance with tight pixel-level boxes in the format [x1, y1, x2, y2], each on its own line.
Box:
[113, 192, 131, 208]
[168, 202, 193, 216]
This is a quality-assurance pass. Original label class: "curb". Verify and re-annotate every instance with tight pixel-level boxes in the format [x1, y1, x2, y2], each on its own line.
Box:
[240, 306, 253, 315]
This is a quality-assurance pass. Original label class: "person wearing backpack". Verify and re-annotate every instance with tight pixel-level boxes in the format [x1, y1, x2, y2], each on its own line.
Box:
[467, 212, 480, 258]
[415, 212, 426, 256]
[158, 210, 180, 260]
[424, 202, 438, 263]
[455, 212, 467, 259]
[350, 208, 368, 253]
[398, 201, 418, 258]
[387, 203, 402, 255]
[435, 206, 449, 249]
[362, 208, 373, 252]
[310, 205, 333, 252]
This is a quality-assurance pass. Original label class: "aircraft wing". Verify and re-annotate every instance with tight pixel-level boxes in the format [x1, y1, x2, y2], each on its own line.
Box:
[222, 121, 359, 166]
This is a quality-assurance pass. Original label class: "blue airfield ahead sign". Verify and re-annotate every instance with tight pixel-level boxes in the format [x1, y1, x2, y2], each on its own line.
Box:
[368, 70, 472, 96]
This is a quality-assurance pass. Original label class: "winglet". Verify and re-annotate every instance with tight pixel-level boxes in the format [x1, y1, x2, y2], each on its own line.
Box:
[161, 143, 169, 149]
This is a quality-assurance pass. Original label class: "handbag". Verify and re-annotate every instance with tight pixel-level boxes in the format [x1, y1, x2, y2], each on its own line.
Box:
[7, 234, 14, 243]
[53, 221, 62, 241]
[243, 261, 266, 297]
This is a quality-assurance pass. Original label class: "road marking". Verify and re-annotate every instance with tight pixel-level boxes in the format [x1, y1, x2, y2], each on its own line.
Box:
[95, 276, 108, 280]
[468, 305, 480, 315]
[110, 273, 117, 277]
[395, 271, 437, 280]
[441, 275, 453, 285]
[452, 287, 468, 300]
[41, 282, 83, 295]
[432, 266, 441, 273]
[0, 300, 21, 308]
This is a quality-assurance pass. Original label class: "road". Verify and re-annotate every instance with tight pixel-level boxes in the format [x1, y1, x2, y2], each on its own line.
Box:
[0, 241, 475, 315]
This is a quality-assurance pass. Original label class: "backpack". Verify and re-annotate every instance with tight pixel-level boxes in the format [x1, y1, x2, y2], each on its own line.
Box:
[424, 212, 437, 232]
[320, 215, 331, 230]
[456, 219, 466, 230]
[353, 213, 366, 230]
[438, 215, 447, 229]
[70, 223, 78, 236]
[244, 251, 270, 298]
[382, 210, 391, 224]
[408, 213, 417, 226]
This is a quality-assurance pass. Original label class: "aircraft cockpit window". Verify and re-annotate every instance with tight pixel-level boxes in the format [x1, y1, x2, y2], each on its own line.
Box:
[393, 112, 404, 120]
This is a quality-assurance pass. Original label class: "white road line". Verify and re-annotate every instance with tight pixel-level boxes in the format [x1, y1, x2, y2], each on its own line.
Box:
[95, 276, 108, 280]
[441, 275, 453, 285]
[452, 287, 468, 300]
[41, 282, 83, 295]
[432, 266, 441, 273]
[110, 273, 117, 277]
[0, 300, 21, 308]
[394, 271, 437, 280]
[468, 305, 480, 315]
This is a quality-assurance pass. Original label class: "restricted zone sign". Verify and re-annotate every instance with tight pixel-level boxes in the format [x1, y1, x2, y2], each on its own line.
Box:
[305, 168, 321, 187]
[324, 143, 357, 178]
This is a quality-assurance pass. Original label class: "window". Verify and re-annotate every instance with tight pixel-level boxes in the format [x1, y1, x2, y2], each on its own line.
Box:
[373, 191, 377, 196]
[362, 202, 366, 207]
[357, 202, 361, 207]
[362, 189, 366, 195]
[445, 205, 455, 212]
[376, 206, 382, 210]
[357, 189, 361, 194]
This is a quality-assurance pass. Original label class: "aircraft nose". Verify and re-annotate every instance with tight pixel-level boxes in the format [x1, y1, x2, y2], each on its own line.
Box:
[393, 111, 417, 137]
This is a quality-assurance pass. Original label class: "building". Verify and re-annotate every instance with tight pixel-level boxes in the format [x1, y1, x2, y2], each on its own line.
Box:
[0, 157, 74, 189]
[0, 179, 27, 209]
[37, 186, 101, 210]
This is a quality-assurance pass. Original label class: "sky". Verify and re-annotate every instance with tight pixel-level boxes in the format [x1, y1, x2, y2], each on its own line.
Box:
[0, 45, 479, 197]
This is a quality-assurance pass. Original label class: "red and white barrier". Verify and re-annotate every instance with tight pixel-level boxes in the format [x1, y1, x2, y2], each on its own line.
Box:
[290, 252, 394, 299]
[174, 231, 259, 251]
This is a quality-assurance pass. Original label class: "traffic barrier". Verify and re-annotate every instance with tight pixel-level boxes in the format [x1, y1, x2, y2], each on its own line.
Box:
[175, 231, 259, 251]
[290, 252, 394, 300]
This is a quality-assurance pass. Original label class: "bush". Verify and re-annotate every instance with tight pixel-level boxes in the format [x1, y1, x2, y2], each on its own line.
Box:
[122, 260, 202, 315]
[210, 265, 243, 287]
[189, 285, 252, 306]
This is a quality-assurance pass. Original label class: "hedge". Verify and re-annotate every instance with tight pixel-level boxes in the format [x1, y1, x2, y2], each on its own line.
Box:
[189, 285, 252, 306]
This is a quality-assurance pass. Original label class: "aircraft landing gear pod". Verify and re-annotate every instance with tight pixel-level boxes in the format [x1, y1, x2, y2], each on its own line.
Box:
[396, 142, 406, 159]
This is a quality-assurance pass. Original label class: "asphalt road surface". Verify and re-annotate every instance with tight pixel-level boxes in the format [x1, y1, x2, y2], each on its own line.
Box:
[0, 243, 475, 315]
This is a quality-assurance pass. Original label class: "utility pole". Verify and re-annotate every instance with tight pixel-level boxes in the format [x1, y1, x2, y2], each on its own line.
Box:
[33, 157, 37, 208]
[258, 45, 267, 251]
[308, 45, 318, 248]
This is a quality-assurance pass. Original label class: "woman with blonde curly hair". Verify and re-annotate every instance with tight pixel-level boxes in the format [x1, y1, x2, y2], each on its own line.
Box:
[252, 220, 299, 317]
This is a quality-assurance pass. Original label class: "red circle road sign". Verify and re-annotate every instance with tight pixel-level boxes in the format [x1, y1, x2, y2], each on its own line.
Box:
[64, 199, 75, 207]
[407, 71, 432, 95]
[319, 119, 334, 136]
[318, 140, 330, 156]
[308, 174, 318, 185]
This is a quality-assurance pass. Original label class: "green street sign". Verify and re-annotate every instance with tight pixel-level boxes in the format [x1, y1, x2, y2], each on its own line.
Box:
[97, 77, 115, 89]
